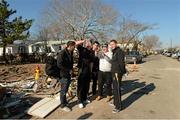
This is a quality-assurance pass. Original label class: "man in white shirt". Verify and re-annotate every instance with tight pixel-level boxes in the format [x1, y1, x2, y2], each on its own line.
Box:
[96, 43, 113, 102]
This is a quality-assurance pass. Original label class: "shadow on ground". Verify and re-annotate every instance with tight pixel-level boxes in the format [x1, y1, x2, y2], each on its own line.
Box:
[67, 79, 156, 112]
[31, 79, 155, 118]
[122, 83, 156, 110]
[77, 112, 93, 119]
[121, 79, 146, 95]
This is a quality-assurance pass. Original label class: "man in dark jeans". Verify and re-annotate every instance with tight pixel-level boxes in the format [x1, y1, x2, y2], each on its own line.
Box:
[57, 41, 76, 112]
[109, 39, 126, 113]
[96, 43, 113, 102]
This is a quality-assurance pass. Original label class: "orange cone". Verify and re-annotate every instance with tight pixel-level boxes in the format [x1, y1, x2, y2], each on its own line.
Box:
[132, 60, 138, 72]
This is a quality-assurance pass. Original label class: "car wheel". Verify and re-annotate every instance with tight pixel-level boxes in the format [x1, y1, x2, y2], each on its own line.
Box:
[178, 57, 180, 61]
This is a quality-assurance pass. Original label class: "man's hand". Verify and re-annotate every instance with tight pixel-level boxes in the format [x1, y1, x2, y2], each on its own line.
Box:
[115, 73, 119, 81]
[75, 40, 85, 45]
[95, 51, 99, 57]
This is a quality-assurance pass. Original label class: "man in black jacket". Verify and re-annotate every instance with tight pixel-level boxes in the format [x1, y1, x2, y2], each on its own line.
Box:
[109, 39, 126, 113]
[91, 41, 100, 95]
[76, 40, 96, 108]
[57, 41, 76, 112]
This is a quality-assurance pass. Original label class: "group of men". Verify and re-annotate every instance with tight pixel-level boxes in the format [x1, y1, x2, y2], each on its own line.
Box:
[54, 39, 126, 113]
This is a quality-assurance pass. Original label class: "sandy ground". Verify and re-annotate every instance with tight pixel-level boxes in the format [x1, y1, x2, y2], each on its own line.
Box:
[41, 55, 180, 119]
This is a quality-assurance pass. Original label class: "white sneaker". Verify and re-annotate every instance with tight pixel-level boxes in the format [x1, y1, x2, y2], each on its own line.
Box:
[112, 109, 120, 113]
[61, 106, 71, 112]
[83, 99, 91, 104]
[78, 103, 84, 108]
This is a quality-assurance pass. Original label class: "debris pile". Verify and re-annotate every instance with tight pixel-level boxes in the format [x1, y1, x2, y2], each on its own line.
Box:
[0, 50, 80, 119]
[0, 64, 38, 83]
[0, 64, 61, 119]
[0, 85, 33, 119]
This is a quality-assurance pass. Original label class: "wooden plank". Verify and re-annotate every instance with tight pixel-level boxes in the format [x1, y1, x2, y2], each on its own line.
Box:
[29, 99, 60, 118]
[27, 94, 60, 118]
[27, 98, 52, 113]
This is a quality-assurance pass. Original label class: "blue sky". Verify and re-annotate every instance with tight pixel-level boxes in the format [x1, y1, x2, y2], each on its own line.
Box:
[7, 0, 180, 47]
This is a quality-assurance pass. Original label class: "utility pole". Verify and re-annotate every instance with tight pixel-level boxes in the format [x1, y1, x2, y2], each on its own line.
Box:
[170, 39, 172, 52]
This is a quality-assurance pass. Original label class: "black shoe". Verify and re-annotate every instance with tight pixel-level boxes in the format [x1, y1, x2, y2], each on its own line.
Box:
[112, 109, 120, 113]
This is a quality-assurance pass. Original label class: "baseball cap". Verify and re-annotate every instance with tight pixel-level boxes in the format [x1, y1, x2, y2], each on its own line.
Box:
[102, 43, 108, 47]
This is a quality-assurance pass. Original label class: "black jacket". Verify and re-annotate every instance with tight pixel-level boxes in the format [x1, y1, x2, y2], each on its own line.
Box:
[111, 47, 126, 74]
[91, 50, 99, 72]
[77, 45, 94, 73]
[57, 48, 73, 78]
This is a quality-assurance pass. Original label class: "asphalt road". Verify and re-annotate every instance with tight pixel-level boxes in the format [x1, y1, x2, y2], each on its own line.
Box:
[46, 55, 180, 119]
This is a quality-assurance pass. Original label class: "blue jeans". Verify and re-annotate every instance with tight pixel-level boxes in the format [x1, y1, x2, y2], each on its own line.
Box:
[59, 77, 71, 108]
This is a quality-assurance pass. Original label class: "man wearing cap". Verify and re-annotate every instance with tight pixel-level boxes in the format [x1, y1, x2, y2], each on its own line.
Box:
[96, 43, 113, 102]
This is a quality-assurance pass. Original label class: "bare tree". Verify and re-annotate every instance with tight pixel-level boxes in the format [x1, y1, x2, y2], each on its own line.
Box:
[117, 16, 155, 50]
[42, 0, 118, 41]
[36, 24, 49, 52]
[143, 35, 161, 50]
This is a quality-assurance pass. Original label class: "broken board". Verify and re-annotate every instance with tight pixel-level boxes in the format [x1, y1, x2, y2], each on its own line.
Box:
[27, 93, 60, 118]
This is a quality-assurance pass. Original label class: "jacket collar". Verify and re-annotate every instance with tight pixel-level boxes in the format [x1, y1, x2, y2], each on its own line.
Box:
[112, 47, 120, 53]
[65, 48, 72, 61]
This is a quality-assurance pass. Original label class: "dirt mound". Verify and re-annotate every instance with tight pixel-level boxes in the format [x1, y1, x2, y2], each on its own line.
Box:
[0, 64, 45, 83]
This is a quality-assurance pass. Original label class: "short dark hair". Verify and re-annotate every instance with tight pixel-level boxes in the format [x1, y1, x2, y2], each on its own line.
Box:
[93, 41, 100, 46]
[110, 39, 117, 44]
[67, 41, 76, 47]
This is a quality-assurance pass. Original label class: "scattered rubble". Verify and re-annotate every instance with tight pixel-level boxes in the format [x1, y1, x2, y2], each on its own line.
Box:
[0, 60, 136, 119]
[0, 64, 62, 119]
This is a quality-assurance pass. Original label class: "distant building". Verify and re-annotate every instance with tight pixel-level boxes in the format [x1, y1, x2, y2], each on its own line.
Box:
[0, 40, 69, 56]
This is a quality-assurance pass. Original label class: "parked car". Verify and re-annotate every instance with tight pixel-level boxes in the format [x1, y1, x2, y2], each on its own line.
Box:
[178, 57, 180, 61]
[171, 51, 179, 59]
[164, 51, 172, 57]
[176, 51, 180, 61]
[125, 51, 143, 64]
[171, 53, 178, 59]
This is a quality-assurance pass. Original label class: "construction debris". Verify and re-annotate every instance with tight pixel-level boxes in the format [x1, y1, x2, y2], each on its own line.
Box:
[0, 88, 33, 119]
[0, 64, 62, 119]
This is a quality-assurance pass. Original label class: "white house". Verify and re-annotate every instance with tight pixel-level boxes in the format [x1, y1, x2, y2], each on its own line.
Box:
[0, 40, 69, 56]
